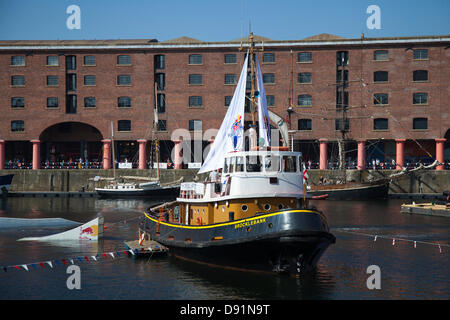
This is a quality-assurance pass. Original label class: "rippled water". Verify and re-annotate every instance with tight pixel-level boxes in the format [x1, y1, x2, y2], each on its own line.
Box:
[0, 197, 448, 300]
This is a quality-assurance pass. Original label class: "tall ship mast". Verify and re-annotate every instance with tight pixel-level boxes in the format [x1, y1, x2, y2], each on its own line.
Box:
[139, 33, 335, 275]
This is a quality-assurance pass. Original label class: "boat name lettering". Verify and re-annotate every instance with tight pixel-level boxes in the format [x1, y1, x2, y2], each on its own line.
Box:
[234, 218, 266, 229]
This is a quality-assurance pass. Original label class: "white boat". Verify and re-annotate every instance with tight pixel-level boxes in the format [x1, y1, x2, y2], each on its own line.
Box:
[140, 33, 335, 275]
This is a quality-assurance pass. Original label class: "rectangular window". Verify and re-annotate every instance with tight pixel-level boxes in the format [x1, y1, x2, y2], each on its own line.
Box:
[47, 75, 58, 86]
[157, 120, 167, 131]
[335, 119, 349, 131]
[374, 71, 388, 82]
[189, 119, 202, 131]
[66, 55, 76, 70]
[66, 74, 76, 91]
[336, 70, 348, 83]
[263, 73, 275, 84]
[225, 96, 232, 107]
[266, 95, 275, 106]
[413, 118, 428, 130]
[374, 118, 388, 130]
[298, 52, 312, 63]
[336, 91, 349, 109]
[83, 55, 96, 65]
[11, 56, 25, 66]
[413, 70, 428, 82]
[155, 55, 165, 69]
[11, 120, 24, 132]
[337, 51, 349, 66]
[413, 49, 428, 60]
[155, 73, 165, 90]
[298, 119, 312, 131]
[117, 75, 131, 85]
[298, 72, 312, 84]
[263, 53, 275, 63]
[157, 93, 165, 113]
[413, 93, 428, 105]
[298, 94, 312, 106]
[374, 50, 389, 61]
[66, 94, 77, 114]
[84, 75, 96, 86]
[47, 97, 58, 108]
[189, 54, 202, 65]
[84, 97, 96, 108]
[47, 56, 59, 66]
[189, 74, 203, 85]
[374, 93, 388, 105]
[225, 74, 236, 85]
[189, 96, 203, 108]
[117, 55, 131, 65]
[283, 156, 297, 172]
[11, 97, 25, 108]
[224, 54, 236, 64]
[265, 155, 281, 172]
[118, 120, 131, 131]
[118, 96, 131, 108]
[11, 75, 25, 86]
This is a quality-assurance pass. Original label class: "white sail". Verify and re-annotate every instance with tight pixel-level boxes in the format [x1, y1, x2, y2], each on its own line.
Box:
[198, 53, 249, 174]
[255, 54, 271, 147]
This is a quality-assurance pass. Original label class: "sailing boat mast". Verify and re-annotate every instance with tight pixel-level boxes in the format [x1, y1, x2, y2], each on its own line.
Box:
[248, 32, 257, 126]
[154, 82, 160, 182]
[110, 121, 116, 181]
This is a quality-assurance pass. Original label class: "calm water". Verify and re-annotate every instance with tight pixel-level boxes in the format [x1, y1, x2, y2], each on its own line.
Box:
[0, 197, 448, 300]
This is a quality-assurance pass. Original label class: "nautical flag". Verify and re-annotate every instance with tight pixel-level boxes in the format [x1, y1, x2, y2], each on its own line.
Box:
[198, 52, 248, 174]
[255, 54, 271, 147]
[302, 164, 309, 184]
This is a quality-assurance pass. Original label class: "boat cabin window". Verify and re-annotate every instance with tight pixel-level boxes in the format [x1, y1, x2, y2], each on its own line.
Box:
[229, 157, 235, 173]
[264, 155, 281, 172]
[223, 158, 230, 174]
[246, 155, 262, 172]
[283, 155, 297, 172]
[235, 156, 244, 172]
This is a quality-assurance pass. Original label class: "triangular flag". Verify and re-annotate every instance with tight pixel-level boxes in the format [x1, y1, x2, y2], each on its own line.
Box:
[55, 260, 61, 266]
[77, 257, 83, 262]
[84, 256, 89, 262]
[70, 259, 75, 265]
[103, 253, 108, 259]
[128, 249, 135, 256]
[39, 263, 45, 269]
[46, 261, 53, 268]
[148, 247, 152, 252]
[374, 235, 377, 242]
[31, 264, 37, 270]
[109, 252, 115, 259]
[414, 241, 417, 248]
[91, 256, 97, 261]
[116, 251, 121, 257]
[14, 265, 20, 270]
[21, 264, 29, 271]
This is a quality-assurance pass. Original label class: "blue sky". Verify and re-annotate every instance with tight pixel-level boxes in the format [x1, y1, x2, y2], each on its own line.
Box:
[0, 0, 449, 41]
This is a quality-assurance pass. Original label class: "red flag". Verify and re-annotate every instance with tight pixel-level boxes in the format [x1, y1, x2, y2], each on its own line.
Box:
[40, 263, 45, 269]
[84, 256, 89, 262]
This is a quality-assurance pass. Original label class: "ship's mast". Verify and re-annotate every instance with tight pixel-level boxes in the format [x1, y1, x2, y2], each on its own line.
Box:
[248, 32, 257, 126]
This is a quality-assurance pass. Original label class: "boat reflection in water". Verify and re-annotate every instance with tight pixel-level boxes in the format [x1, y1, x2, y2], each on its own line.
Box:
[140, 34, 335, 276]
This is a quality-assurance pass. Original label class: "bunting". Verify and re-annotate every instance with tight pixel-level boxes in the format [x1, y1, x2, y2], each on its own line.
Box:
[336, 229, 447, 254]
[1, 248, 147, 273]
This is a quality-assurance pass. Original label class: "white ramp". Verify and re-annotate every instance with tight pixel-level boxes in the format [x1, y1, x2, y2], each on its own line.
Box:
[18, 217, 104, 241]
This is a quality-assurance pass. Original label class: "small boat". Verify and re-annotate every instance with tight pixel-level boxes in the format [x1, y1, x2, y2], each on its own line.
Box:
[0, 174, 14, 197]
[139, 34, 335, 275]
[400, 191, 450, 217]
[95, 180, 180, 199]
[308, 180, 389, 200]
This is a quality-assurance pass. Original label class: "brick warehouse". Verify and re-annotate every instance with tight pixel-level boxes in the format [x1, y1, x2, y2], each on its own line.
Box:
[0, 33, 449, 170]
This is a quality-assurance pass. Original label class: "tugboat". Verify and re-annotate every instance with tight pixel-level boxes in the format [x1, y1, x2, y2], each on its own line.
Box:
[140, 33, 335, 275]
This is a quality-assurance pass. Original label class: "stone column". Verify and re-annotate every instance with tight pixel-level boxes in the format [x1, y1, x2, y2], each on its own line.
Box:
[137, 139, 147, 170]
[102, 139, 112, 170]
[395, 139, 406, 170]
[435, 138, 446, 171]
[31, 140, 41, 170]
[173, 140, 183, 170]
[319, 139, 328, 170]
[0, 140, 5, 170]
[357, 140, 366, 170]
